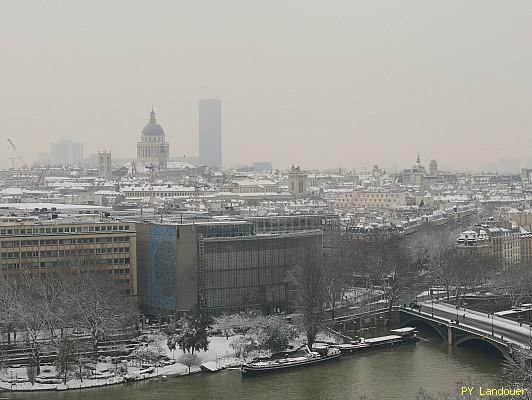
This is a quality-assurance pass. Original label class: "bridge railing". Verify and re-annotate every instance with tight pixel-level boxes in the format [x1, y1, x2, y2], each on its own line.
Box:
[398, 305, 523, 349]
[332, 307, 391, 322]
[425, 301, 532, 331]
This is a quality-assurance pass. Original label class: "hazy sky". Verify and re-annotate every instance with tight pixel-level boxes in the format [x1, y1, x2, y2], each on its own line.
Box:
[1, 0, 531, 171]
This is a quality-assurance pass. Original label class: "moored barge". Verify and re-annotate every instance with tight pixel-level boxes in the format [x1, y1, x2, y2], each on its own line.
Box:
[331, 327, 419, 354]
[240, 346, 341, 376]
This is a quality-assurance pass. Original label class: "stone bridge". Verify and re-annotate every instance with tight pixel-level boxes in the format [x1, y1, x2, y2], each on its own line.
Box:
[398, 302, 532, 358]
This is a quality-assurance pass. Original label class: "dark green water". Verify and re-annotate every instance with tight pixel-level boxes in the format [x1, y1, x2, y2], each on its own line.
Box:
[8, 329, 502, 400]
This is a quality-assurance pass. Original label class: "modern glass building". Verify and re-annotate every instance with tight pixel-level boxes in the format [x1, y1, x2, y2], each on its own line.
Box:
[201, 230, 322, 314]
[136, 221, 322, 316]
[249, 214, 340, 234]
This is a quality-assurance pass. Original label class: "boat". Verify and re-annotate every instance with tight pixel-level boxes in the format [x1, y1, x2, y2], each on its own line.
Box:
[240, 345, 341, 376]
[331, 327, 419, 354]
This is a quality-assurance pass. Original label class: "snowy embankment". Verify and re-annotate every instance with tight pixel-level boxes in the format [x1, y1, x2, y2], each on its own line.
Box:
[0, 335, 237, 392]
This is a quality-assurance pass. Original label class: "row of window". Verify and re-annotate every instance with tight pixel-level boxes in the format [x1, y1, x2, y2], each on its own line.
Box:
[354, 192, 404, 198]
[91, 257, 131, 265]
[0, 225, 131, 236]
[204, 266, 287, 289]
[0, 263, 130, 273]
[1, 237, 130, 247]
[204, 285, 287, 308]
[1, 250, 130, 263]
[353, 199, 400, 203]
[13, 247, 130, 257]
[125, 191, 194, 197]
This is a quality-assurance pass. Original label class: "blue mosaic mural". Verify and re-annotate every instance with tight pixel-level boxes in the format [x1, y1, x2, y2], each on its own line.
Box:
[147, 224, 177, 312]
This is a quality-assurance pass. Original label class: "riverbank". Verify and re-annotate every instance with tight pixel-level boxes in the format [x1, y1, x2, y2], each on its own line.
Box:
[13, 328, 502, 400]
[0, 335, 239, 392]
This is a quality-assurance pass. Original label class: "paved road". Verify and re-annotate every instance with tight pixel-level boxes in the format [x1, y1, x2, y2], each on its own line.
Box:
[414, 301, 532, 348]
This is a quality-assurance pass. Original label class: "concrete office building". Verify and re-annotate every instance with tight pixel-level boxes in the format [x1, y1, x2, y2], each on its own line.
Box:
[198, 98, 222, 169]
[50, 140, 84, 166]
[98, 151, 112, 179]
[136, 221, 322, 316]
[0, 218, 137, 295]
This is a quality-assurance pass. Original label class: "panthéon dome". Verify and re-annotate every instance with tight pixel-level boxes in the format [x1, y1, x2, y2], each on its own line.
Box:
[142, 108, 165, 137]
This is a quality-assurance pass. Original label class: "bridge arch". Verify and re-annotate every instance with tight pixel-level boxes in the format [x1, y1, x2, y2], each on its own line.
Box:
[454, 336, 507, 358]
[400, 316, 447, 342]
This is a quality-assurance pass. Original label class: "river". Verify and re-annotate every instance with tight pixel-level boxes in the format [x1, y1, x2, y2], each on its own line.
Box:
[7, 328, 502, 400]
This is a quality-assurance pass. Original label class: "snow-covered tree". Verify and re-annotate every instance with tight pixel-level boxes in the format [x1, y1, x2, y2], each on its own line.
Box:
[178, 353, 201, 374]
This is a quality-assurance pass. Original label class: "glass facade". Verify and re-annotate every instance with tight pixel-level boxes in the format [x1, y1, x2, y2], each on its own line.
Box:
[250, 214, 340, 234]
[136, 221, 323, 316]
[202, 231, 322, 314]
[195, 222, 255, 238]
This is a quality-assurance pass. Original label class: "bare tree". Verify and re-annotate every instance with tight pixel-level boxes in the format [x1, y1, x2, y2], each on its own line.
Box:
[0, 259, 138, 375]
[365, 233, 413, 316]
[406, 225, 457, 273]
[65, 266, 137, 358]
[132, 334, 166, 366]
[500, 346, 532, 390]
[323, 233, 351, 320]
[0, 271, 54, 374]
[178, 353, 201, 374]
[429, 247, 462, 301]
[292, 242, 326, 349]
[494, 264, 532, 307]
[213, 311, 258, 339]
[54, 336, 75, 384]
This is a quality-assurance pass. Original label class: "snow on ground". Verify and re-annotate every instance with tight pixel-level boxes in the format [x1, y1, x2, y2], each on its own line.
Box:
[0, 335, 237, 392]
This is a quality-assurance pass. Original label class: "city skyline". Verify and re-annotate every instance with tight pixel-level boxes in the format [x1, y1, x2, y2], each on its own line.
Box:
[2, 1, 532, 171]
[2, 1, 532, 397]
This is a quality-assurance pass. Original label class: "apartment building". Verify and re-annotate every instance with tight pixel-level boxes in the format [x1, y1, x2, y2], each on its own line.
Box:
[338, 191, 407, 209]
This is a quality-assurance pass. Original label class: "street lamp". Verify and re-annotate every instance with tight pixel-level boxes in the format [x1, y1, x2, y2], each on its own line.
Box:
[430, 288, 434, 318]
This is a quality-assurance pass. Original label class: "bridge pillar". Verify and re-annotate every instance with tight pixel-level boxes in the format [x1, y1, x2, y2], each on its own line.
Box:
[447, 325, 453, 345]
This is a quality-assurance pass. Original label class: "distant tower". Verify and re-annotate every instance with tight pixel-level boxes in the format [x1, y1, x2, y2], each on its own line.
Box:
[288, 166, 309, 196]
[429, 159, 438, 176]
[50, 139, 84, 166]
[98, 151, 112, 179]
[137, 108, 169, 170]
[199, 98, 222, 169]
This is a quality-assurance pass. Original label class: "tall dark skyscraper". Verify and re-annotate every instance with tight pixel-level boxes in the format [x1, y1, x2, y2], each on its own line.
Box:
[199, 98, 222, 169]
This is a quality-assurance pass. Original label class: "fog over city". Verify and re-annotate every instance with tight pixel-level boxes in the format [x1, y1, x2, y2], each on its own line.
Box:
[4, 2, 532, 398]
[1, 0, 531, 171]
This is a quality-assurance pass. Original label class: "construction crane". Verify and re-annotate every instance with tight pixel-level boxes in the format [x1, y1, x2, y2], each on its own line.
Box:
[35, 167, 47, 188]
[7, 138, 28, 169]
